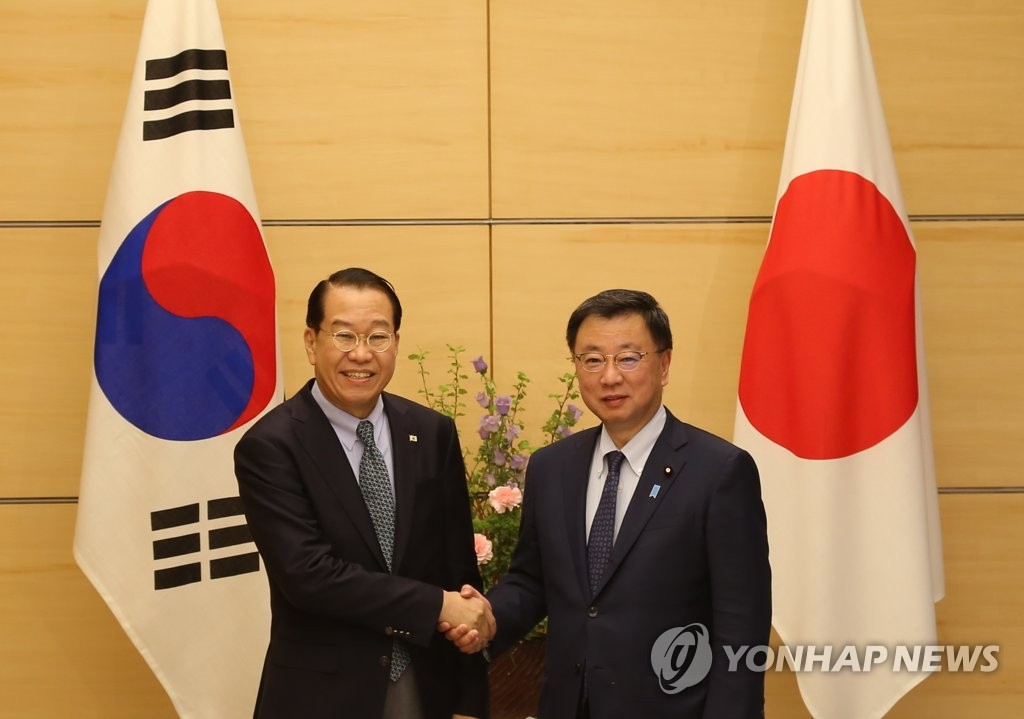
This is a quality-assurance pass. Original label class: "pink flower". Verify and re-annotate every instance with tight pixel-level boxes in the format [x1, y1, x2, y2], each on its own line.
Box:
[488, 485, 523, 514]
[474, 533, 493, 564]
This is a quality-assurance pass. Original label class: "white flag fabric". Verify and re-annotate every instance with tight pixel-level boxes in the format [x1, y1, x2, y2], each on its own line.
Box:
[73, 1, 280, 716]
[734, 1, 944, 717]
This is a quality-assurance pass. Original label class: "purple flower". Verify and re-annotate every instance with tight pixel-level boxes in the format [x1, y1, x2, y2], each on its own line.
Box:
[493, 449, 506, 466]
[484, 472, 497, 487]
[477, 414, 501, 439]
[510, 454, 527, 471]
[567, 403, 584, 421]
[475, 391, 489, 408]
[495, 395, 512, 416]
[472, 356, 488, 374]
[558, 424, 572, 438]
[505, 424, 521, 441]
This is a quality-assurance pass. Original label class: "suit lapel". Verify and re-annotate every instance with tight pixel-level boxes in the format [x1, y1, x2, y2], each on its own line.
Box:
[292, 381, 390, 571]
[563, 428, 600, 601]
[594, 413, 689, 597]
[382, 394, 418, 572]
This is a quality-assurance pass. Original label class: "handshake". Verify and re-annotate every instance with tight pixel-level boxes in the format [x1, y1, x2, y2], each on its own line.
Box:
[437, 585, 495, 654]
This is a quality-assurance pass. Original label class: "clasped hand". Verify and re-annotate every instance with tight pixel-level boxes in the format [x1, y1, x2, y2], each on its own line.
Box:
[438, 584, 495, 654]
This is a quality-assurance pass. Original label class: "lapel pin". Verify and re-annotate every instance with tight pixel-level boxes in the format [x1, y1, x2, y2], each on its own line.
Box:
[650, 484, 661, 499]
[409, 435, 418, 442]
[663, 466, 672, 476]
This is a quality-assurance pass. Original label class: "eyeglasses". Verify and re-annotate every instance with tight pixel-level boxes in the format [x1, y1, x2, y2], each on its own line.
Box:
[320, 328, 394, 353]
[573, 350, 653, 373]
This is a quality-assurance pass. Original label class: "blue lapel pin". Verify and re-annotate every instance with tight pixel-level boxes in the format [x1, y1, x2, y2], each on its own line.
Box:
[650, 484, 661, 499]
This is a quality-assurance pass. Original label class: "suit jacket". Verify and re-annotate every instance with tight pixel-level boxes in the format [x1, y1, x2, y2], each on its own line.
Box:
[234, 379, 488, 719]
[487, 409, 771, 719]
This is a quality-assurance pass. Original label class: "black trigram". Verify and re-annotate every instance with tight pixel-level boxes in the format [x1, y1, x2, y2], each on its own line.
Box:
[150, 496, 259, 590]
[142, 48, 234, 141]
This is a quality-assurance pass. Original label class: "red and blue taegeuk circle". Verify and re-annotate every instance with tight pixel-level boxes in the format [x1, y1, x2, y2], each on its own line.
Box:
[95, 191, 276, 441]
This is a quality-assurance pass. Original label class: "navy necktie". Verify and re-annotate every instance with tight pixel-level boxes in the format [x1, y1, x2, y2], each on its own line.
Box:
[356, 420, 409, 681]
[587, 450, 625, 597]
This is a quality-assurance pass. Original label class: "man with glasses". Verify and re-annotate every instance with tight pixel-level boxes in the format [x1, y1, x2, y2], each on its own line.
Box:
[234, 267, 491, 719]
[448, 288, 772, 718]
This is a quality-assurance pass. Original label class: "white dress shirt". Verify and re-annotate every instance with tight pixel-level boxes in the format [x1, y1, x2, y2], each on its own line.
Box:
[311, 382, 395, 493]
[585, 405, 667, 542]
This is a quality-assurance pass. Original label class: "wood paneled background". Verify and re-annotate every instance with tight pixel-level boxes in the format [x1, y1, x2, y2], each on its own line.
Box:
[1, 0, 1021, 716]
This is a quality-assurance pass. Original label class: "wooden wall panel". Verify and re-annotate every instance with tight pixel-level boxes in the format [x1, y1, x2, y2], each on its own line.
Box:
[0, 1, 137, 221]
[0, 229, 96, 498]
[0, 505, 175, 718]
[492, 223, 1024, 488]
[917, 222, 1024, 488]
[489, 0, 1024, 218]
[222, 0, 490, 220]
[765, 494, 1024, 717]
[488, 0, 801, 218]
[907, 494, 1024, 715]
[866, 0, 1024, 216]
[0, 0, 489, 222]
[4, 1, 1021, 222]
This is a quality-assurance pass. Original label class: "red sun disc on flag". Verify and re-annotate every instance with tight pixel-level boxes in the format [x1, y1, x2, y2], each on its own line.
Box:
[738, 169, 919, 460]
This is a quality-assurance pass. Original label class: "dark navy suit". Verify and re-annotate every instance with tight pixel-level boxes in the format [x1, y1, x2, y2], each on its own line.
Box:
[488, 409, 771, 718]
[235, 380, 488, 718]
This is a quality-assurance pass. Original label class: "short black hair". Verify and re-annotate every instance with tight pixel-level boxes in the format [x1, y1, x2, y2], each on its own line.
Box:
[566, 289, 672, 352]
[305, 267, 403, 331]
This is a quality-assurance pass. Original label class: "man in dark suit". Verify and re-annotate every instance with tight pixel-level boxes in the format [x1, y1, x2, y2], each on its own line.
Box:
[234, 267, 491, 719]
[449, 288, 771, 718]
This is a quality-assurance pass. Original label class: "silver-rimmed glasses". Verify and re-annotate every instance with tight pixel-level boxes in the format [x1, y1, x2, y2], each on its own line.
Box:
[573, 350, 653, 372]
[320, 328, 394, 353]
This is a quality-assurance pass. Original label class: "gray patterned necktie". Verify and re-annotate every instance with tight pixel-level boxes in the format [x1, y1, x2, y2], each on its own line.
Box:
[356, 419, 409, 681]
[587, 450, 625, 598]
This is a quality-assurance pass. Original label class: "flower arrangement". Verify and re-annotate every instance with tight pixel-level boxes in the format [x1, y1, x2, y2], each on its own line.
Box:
[408, 346, 584, 593]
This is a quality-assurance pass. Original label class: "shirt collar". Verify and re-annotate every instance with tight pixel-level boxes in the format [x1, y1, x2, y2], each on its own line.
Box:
[310, 381, 386, 451]
[597, 405, 667, 476]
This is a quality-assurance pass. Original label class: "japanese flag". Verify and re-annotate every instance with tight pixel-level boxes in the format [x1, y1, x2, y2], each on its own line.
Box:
[733, 0, 944, 716]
